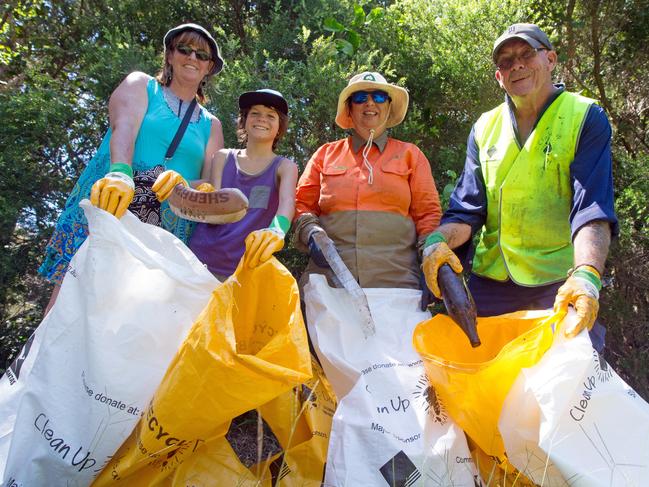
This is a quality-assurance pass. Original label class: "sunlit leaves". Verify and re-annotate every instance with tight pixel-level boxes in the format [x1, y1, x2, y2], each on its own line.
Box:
[323, 17, 345, 32]
[334, 38, 354, 55]
[322, 4, 384, 56]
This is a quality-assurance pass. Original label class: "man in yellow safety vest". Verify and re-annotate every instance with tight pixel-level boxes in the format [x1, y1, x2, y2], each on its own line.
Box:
[422, 23, 617, 350]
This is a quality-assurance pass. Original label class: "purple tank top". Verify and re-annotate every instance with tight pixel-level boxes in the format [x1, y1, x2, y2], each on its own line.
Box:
[189, 150, 283, 277]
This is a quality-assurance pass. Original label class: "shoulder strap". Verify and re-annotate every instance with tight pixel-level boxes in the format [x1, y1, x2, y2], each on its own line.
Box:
[165, 98, 198, 161]
[270, 154, 284, 169]
[269, 155, 286, 188]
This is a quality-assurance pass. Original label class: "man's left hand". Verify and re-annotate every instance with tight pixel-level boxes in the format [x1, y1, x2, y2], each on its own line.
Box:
[554, 265, 602, 337]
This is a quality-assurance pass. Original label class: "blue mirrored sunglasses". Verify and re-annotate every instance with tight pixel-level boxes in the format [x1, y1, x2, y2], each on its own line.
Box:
[350, 90, 391, 104]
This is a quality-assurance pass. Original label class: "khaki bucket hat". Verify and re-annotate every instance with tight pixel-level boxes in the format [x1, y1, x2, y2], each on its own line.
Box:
[335, 72, 409, 130]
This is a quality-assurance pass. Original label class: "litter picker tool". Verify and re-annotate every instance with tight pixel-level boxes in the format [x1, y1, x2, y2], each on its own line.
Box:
[310, 231, 376, 338]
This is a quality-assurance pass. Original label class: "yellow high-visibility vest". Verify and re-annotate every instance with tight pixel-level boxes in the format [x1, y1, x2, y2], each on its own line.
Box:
[472, 91, 594, 285]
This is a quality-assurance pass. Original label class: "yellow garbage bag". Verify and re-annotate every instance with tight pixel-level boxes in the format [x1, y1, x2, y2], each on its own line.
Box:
[412, 310, 558, 468]
[260, 358, 336, 486]
[168, 434, 265, 486]
[164, 357, 336, 486]
[93, 258, 312, 485]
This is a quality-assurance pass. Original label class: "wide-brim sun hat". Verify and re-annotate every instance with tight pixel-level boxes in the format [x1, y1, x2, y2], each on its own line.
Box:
[335, 71, 409, 130]
[492, 23, 554, 62]
[163, 23, 224, 76]
[239, 89, 289, 116]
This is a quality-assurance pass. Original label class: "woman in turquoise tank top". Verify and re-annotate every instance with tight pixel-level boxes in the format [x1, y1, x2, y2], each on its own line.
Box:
[40, 23, 225, 311]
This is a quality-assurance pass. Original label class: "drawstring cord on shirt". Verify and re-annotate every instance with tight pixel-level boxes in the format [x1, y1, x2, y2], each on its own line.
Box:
[362, 129, 375, 185]
[360, 104, 391, 185]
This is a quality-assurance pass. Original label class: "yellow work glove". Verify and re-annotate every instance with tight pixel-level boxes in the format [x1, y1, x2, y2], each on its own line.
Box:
[90, 163, 134, 219]
[554, 265, 602, 338]
[195, 182, 215, 192]
[421, 231, 463, 299]
[152, 170, 188, 202]
[243, 215, 290, 268]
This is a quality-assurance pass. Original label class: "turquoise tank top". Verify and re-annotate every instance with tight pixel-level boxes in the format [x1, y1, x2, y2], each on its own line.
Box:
[130, 78, 212, 177]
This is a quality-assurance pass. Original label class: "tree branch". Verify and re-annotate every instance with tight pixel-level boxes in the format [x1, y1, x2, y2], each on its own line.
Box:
[588, 0, 639, 156]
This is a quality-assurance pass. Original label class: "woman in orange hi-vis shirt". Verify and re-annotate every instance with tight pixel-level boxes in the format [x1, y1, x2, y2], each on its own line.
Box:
[294, 71, 442, 306]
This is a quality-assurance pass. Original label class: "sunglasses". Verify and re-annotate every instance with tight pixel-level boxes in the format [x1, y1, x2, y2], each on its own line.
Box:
[350, 90, 391, 104]
[175, 43, 211, 62]
[496, 47, 547, 71]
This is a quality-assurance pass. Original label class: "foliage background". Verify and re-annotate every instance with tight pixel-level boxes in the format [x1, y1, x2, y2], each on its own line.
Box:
[1, 0, 647, 398]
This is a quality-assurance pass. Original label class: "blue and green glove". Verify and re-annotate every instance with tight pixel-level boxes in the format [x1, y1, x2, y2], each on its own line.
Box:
[244, 215, 290, 268]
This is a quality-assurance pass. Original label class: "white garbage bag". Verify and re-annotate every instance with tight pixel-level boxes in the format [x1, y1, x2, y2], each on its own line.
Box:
[304, 274, 479, 486]
[0, 200, 218, 486]
[500, 311, 649, 486]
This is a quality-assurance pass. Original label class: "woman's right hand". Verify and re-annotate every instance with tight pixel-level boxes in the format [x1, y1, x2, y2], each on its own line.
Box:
[90, 172, 135, 219]
[152, 170, 188, 201]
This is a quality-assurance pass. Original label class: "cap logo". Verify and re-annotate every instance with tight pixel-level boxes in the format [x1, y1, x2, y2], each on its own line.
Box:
[363, 73, 376, 81]
[508, 25, 517, 33]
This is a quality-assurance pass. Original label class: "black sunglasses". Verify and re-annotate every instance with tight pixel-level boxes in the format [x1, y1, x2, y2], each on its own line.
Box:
[350, 90, 391, 104]
[175, 43, 211, 62]
[496, 47, 547, 71]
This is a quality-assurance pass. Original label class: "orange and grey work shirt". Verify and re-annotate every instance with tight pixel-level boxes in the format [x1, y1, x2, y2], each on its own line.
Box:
[294, 132, 442, 289]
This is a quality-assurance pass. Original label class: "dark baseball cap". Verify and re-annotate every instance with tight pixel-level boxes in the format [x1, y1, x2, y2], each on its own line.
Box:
[239, 89, 289, 116]
[163, 23, 224, 75]
[492, 23, 554, 62]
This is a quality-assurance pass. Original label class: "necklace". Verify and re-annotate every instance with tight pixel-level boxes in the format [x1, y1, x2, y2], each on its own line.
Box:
[162, 86, 200, 122]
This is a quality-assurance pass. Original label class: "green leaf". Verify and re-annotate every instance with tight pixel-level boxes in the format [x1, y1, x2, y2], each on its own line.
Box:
[352, 5, 366, 29]
[347, 30, 361, 50]
[442, 183, 455, 202]
[335, 38, 354, 56]
[323, 17, 345, 33]
[301, 25, 311, 42]
[366, 7, 384, 23]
